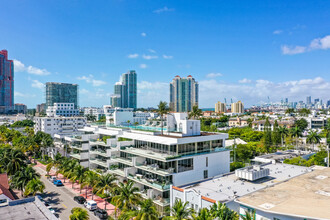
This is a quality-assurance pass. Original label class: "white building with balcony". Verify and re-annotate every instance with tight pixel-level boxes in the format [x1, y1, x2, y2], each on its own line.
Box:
[46, 103, 80, 117]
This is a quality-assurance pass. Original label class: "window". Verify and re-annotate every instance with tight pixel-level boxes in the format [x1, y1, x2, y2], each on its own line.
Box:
[206, 157, 208, 167]
[203, 170, 208, 179]
[178, 158, 193, 172]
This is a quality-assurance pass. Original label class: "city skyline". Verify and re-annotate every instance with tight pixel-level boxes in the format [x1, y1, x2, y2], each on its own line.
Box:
[1, 1, 330, 108]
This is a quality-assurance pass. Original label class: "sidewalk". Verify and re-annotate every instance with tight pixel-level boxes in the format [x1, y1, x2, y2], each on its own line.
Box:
[35, 162, 116, 215]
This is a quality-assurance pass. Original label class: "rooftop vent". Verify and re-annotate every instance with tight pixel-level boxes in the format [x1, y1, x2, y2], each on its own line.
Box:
[235, 165, 270, 181]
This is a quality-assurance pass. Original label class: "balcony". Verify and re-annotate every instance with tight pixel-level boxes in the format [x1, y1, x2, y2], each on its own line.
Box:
[137, 191, 170, 207]
[121, 147, 177, 162]
[127, 174, 171, 192]
[90, 149, 108, 157]
[90, 158, 107, 167]
[135, 163, 175, 176]
[111, 156, 133, 166]
[70, 154, 81, 160]
[108, 168, 125, 177]
[90, 140, 107, 146]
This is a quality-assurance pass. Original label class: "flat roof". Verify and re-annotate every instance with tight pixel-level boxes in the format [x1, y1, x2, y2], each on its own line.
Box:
[236, 166, 330, 220]
[181, 163, 311, 203]
[0, 201, 51, 220]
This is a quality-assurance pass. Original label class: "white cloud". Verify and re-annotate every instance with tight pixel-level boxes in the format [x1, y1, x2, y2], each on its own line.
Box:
[137, 81, 168, 107]
[142, 54, 158, 60]
[31, 80, 44, 90]
[80, 88, 89, 94]
[14, 91, 36, 98]
[153, 6, 175, 14]
[77, 74, 107, 87]
[14, 59, 50, 75]
[148, 49, 156, 53]
[281, 45, 307, 55]
[239, 78, 252, 83]
[141, 32, 147, 37]
[282, 35, 330, 55]
[127, 54, 139, 58]
[206, 73, 223, 78]
[273, 30, 283, 35]
[163, 55, 173, 59]
[140, 64, 147, 69]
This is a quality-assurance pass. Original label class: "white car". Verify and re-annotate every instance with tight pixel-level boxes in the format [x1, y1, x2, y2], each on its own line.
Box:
[84, 200, 97, 211]
[47, 206, 55, 214]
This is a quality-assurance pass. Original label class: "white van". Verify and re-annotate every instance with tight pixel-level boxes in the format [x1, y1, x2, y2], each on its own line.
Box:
[84, 200, 97, 211]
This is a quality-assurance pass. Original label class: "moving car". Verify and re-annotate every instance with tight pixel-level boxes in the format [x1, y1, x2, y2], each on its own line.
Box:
[74, 196, 86, 204]
[94, 208, 108, 219]
[84, 200, 97, 211]
[53, 180, 64, 186]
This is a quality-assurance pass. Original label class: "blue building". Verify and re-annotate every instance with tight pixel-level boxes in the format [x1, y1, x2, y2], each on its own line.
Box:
[0, 50, 14, 114]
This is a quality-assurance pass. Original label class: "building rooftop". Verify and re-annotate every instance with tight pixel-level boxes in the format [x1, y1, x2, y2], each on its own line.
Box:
[236, 166, 330, 220]
[0, 173, 15, 200]
[181, 163, 311, 203]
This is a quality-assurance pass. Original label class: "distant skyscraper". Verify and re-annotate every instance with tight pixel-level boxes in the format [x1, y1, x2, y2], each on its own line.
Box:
[215, 101, 226, 113]
[0, 50, 14, 113]
[314, 98, 320, 105]
[46, 82, 78, 108]
[231, 101, 244, 113]
[306, 96, 312, 105]
[285, 98, 288, 104]
[327, 100, 330, 108]
[110, 70, 137, 109]
[170, 75, 199, 112]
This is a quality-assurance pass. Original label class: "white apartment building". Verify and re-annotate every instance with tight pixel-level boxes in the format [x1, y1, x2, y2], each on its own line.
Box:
[83, 107, 105, 120]
[58, 113, 230, 214]
[46, 103, 80, 117]
[231, 101, 244, 113]
[34, 116, 86, 137]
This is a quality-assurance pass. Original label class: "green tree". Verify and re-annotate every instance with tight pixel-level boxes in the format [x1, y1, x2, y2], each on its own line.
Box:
[290, 126, 302, 150]
[82, 171, 99, 200]
[189, 105, 202, 120]
[11, 166, 40, 196]
[121, 199, 159, 220]
[46, 153, 63, 176]
[2, 148, 27, 175]
[272, 120, 281, 146]
[24, 179, 45, 196]
[241, 210, 256, 220]
[164, 200, 192, 220]
[298, 108, 311, 116]
[191, 208, 213, 220]
[306, 130, 321, 151]
[278, 126, 289, 147]
[294, 118, 308, 131]
[157, 101, 170, 135]
[71, 165, 88, 193]
[285, 108, 295, 115]
[264, 118, 272, 152]
[95, 173, 117, 210]
[112, 180, 142, 213]
[210, 202, 239, 220]
[86, 114, 97, 122]
[70, 207, 89, 220]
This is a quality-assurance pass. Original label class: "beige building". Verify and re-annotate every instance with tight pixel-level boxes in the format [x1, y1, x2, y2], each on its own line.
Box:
[231, 101, 244, 113]
[215, 101, 226, 113]
[228, 117, 248, 127]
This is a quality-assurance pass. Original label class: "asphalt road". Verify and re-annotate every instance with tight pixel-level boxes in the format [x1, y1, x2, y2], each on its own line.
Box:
[34, 166, 99, 220]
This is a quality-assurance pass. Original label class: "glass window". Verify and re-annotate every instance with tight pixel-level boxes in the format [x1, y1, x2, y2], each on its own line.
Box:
[178, 158, 193, 172]
[203, 170, 208, 179]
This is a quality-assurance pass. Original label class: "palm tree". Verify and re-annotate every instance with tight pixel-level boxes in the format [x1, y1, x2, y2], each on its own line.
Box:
[24, 179, 45, 196]
[210, 202, 238, 220]
[134, 122, 139, 128]
[70, 165, 88, 193]
[191, 208, 213, 220]
[241, 210, 256, 220]
[2, 149, 27, 175]
[189, 105, 202, 120]
[157, 101, 170, 135]
[121, 199, 159, 220]
[95, 173, 117, 210]
[278, 126, 289, 147]
[165, 200, 192, 220]
[46, 153, 62, 176]
[290, 126, 302, 150]
[82, 171, 99, 199]
[112, 180, 142, 213]
[63, 159, 78, 184]
[70, 207, 89, 220]
[11, 166, 40, 196]
[307, 130, 321, 151]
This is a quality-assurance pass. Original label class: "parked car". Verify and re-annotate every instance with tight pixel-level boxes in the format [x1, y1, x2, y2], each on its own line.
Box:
[94, 208, 108, 219]
[74, 196, 86, 204]
[49, 176, 57, 182]
[48, 207, 55, 214]
[53, 180, 64, 186]
[84, 200, 97, 211]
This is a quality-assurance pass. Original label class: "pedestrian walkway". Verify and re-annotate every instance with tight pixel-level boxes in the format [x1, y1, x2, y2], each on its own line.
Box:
[35, 162, 116, 215]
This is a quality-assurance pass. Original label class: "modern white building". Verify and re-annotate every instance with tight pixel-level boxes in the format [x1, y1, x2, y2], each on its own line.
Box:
[34, 116, 86, 137]
[46, 103, 80, 117]
[83, 107, 105, 120]
[57, 113, 230, 214]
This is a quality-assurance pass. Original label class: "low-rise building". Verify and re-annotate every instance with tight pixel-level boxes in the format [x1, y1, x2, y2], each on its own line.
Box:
[14, 103, 27, 114]
[46, 103, 79, 117]
[252, 120, 294, 131]
[83, 107, 104, 120]
[228, 117, 249, 127]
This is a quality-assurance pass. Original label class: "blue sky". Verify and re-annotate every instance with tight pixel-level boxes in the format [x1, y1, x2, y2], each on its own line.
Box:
[1, 0, 330, 108]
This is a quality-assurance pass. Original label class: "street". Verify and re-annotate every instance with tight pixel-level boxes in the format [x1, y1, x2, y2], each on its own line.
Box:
[34, 165, 99, 220]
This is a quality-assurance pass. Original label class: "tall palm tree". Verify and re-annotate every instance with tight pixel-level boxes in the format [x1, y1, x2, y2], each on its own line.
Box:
[2, 149, 27, 175]
[189, 105, 202, 120]
[70, 165, 88, 193]
[278, 126, 289, 147]
[191, 208, 213, 220]
[24, 179, 45, 197]
[63, 159, 78, 184]
[290, 126, 302, 150]
[157, 101, 170, 135]
[307, 130, 321, 151]
[82, 171, 99, 199]
[46, 153, 62, 176]
[165, 200, 192, 220]
[241, 210, 256, 220]
[112, 180, 142, 213]
[11, 166, 40, 196]
[95, 173, 117, 210]
[210, 202, 238, 220]
[69, 207, 89, 220]
[120, 199, 159, 220]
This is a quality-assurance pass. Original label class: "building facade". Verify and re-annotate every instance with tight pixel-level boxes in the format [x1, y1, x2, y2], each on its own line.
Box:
[0, 50, 14, 114]
[170, 75, 199, 112]
[45, 82, 78, 108]
[110, 70, 137, 109]
[231, 101, 244, 113]
[14, 103, 27, 114]
[215, 101, 226, 113]
[46, 103, 80, 117]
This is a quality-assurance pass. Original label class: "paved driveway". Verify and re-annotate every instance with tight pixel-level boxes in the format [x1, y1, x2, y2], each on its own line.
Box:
[34, 165, 99, 220]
